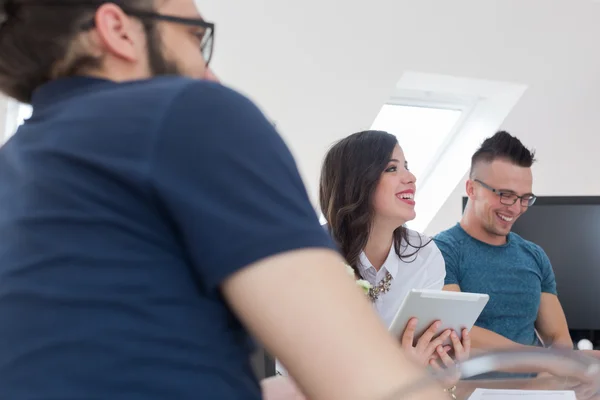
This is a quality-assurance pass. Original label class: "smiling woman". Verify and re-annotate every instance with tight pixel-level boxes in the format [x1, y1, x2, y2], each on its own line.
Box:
[319, 131, 434, 288]
[276, 130, 471, 380]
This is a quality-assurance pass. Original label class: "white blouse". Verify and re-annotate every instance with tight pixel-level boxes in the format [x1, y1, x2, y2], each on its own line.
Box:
[356, 228, 446, 327]
[275, 228, 446, 375]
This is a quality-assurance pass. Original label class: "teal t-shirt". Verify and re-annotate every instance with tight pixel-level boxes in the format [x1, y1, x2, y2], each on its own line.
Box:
[434, 224, 557, 347]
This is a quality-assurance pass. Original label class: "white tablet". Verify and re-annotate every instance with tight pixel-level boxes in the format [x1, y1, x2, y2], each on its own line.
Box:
[388, 289, 489, 344]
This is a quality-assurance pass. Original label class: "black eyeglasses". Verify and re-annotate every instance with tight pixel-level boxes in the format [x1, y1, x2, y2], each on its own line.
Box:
[21, 2, 216, 66]
[474, 179, 537, 207]
[80, 8, 215, 67]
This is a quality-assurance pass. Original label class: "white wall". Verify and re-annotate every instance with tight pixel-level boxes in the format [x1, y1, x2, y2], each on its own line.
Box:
[424, 175, 466, 237]
[426, 77, 600, 237]
[2, 0, 600, 228]
[201, 0, 600, 217]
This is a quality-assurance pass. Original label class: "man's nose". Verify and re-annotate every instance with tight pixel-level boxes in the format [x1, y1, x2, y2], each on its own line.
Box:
[509, 199, 523, 214]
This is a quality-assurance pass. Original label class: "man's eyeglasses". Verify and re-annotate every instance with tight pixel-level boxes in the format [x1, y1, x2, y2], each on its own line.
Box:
[474, 179, 537, 207]
[80, 8, 215, 67]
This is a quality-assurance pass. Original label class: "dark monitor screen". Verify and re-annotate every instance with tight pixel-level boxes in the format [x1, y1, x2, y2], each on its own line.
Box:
[461, 197, 600, 331]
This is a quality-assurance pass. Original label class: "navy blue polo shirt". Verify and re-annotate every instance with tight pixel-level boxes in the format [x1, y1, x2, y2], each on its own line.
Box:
[0, 76, 334, 399]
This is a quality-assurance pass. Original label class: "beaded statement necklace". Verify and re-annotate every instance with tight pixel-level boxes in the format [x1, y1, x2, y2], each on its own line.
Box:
[367, 271, 393, 302]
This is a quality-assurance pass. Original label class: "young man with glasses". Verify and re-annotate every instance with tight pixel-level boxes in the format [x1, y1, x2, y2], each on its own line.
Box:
[0, 1, 443, 399]
[434, 131, 572, 351]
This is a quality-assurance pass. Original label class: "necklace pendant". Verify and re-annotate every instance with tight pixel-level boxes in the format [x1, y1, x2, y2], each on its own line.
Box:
[368, 271, 393, 302]
[368, 288, 379, 302]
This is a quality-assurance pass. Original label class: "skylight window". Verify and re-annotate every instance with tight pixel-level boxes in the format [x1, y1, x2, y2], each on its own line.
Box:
[370, 104, 462, 181]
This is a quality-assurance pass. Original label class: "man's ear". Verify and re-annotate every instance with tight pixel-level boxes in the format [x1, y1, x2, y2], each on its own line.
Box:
[93, 3, 141, 62]
[465, 179, 476, 199]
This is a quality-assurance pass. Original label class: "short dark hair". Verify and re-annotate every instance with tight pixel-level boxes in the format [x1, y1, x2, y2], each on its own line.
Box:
[0, 0, 154, 103]
[470, 130, 536, 177]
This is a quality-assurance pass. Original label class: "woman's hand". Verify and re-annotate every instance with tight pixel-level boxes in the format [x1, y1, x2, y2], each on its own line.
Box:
[429, 328, 471, 387]
[449, 328, 471, 363]
[400, 318, 452, 366]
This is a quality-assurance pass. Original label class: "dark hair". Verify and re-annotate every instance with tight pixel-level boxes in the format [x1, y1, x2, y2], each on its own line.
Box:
[319, 130, 430, 278]
[0, 0, 154, 103]
[470, 130, 536, 177]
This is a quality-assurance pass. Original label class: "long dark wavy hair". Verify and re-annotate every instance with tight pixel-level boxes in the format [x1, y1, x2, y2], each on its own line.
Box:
[319, 130, 431, 278]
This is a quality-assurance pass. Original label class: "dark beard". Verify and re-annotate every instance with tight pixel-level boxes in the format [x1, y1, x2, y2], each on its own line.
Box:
[143, 23, 180, 76]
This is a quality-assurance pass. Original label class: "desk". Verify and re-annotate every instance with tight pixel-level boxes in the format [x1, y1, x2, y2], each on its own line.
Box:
[455, 377, 600, 400]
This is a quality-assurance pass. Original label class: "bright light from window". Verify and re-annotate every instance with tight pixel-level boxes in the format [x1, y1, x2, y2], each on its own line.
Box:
[3, 102, 32, 143]
[318, 213, 327, 225]
[371, 104, 462, 181]
[16, 104, 32, 128]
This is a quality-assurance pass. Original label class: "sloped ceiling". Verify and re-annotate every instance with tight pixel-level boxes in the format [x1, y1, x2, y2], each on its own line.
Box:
[0, 1, 595, 234]
[201, 0, 600, 208]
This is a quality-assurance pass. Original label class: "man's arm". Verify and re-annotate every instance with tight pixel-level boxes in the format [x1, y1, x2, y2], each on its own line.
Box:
[154, 83, 445, 400]
[443, 284, 528, 350]
[261, 375, 305, 400]
[535, 293, 572, 349]
[226, 249, 442, 400]
[467, 327, 527, 351]
[534, 247, 572, 349]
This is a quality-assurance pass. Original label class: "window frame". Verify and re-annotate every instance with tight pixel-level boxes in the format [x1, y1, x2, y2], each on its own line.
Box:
[374, 92, 475, 184]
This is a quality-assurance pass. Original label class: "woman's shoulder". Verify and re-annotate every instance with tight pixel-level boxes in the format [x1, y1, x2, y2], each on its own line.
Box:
[404, 227, 430, 241]
[401, 228, 443, 262]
